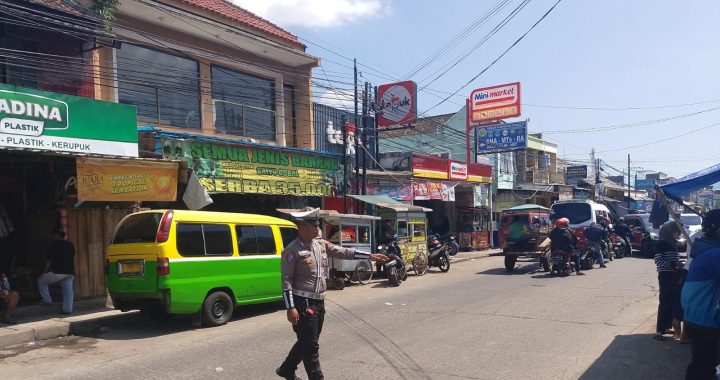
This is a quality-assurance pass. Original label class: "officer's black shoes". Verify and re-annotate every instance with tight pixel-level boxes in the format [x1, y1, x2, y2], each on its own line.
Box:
[276, 367, 302, 380]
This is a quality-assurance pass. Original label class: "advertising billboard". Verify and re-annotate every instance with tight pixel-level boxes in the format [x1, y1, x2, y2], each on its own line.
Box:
[377, 81, 417, 127]
[475, 121, 527, 154]
[470, 82, 521, 123]
[565, 165, 588, 184]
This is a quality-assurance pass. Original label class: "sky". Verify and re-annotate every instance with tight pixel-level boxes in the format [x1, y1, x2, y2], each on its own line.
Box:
[233, 0, 720, 182]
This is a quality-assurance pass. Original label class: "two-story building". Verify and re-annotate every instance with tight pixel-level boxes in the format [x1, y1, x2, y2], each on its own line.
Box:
[0, 0, 329, 300]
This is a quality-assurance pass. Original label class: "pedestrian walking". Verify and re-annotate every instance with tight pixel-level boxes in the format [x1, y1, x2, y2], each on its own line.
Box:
[681, 209, 720, 380]
[37, 228, 75, 315]
[653, 221, 681, 341]
[276, 208, 387, 380]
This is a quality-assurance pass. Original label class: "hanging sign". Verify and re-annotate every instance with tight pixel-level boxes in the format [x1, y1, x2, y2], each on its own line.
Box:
[0, 84, 138, 156]
[76, 157, 178, 201]
[470, 82, 521, 123]
[163, 139, 341, 196]
[377, 81, 417, 127]
[476, 121, 527, 153]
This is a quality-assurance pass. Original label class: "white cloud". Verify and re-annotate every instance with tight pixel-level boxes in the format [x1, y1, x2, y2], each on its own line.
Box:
[315, 89, 359, 111]
[231, 0, 383, 28]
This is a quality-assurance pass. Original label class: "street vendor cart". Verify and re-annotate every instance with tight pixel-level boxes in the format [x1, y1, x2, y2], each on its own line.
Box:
[321, 212, 379, 290]
[350, 195, 432, 276]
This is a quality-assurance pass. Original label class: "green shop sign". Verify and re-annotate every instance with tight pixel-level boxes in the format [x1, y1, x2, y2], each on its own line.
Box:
[163, 138, 341, 196]
[0, 84, 138, 156]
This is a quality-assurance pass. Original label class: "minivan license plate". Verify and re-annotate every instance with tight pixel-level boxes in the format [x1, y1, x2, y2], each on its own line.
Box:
[118, 261, 143, 275]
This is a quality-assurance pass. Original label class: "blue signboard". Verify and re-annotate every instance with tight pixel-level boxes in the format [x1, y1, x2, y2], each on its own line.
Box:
[476, 121, 527, 154]
[635, 179, 656, 190]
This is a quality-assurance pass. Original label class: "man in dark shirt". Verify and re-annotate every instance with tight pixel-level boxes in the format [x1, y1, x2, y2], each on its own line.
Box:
[37, 229, 75, 314]
[549, 218, 583, 275]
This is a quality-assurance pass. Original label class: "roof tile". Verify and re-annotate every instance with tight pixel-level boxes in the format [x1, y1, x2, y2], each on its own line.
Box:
[179, 0, 303, 48]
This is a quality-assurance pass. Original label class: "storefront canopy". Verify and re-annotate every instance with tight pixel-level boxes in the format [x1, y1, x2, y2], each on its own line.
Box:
[505, 204, 550, 212]
[660, 162, 720, 204]
[349, 195, 432, 213]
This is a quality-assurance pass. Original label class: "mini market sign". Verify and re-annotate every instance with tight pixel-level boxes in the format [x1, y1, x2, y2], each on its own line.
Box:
[0, 84, 138, 157]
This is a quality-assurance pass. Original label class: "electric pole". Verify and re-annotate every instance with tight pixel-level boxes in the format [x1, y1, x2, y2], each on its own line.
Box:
[353, 58, 359, 204]
[627, 154, 631, 209]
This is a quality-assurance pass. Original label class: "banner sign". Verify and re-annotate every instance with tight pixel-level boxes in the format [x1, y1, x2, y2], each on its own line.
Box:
[566, 165, 588, 184]
[449, 161, 468, 180]
[377, 81, 417, 127]
[0, 84, 138, 157]
[366, 182, 413, 201]
[470, 82, 520, 123]
[77, 157, 178, 201]
[163, 139, 341, 196]
[634, 179, 656, 190]
[413, 182, 430, 200]
[476, 121, 527, 154]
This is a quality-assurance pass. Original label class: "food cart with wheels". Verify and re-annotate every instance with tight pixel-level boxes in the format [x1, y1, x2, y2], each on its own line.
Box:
[320, 212, 379, 290]
[349, 195, 432, 277]
[456, 207, 491, 251]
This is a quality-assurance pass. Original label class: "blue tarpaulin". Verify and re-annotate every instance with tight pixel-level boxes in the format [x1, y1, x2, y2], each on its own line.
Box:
[660, 162, 720, 204]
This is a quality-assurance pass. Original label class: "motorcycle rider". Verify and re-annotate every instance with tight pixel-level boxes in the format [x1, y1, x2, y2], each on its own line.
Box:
[586, 221, 608, 268]
[612, 217, 633, 257]
[549, 218, 584, 275]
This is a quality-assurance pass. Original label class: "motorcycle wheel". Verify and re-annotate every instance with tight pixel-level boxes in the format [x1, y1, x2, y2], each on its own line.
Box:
[616, 245, 624, 259]
[504, 255, 517, 272]
[550, 263, 558, 276]
[641, 240, 652, 258]
[388, 267, 400, 287]
[582, 257, 594, 271]
[438, 254, 450, 272]
[447, 241, 459, 257]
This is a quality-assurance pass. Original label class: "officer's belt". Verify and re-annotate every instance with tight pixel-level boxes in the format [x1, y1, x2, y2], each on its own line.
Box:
[292, 290, 326, 300]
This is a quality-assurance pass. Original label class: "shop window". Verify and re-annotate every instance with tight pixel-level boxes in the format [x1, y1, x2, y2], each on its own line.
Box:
[280, 227, 298, 248]
[116, 43, 201, 130]
[1, 36, 38, 88]
[411, 223, 426, 241]
[236, 225, 276, 255]
[397, 221, 408, 238]
[211, 65, 276, 141]
[379, 219, 396, 244]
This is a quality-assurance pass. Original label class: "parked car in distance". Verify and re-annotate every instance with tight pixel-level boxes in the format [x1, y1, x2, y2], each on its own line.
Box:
[677, 213, 703, 253]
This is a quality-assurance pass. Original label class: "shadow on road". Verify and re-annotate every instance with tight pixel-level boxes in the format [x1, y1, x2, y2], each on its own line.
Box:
[77, 302, 284, 341]
[476, 264, 543, 276]
[579, 332, 689, 379]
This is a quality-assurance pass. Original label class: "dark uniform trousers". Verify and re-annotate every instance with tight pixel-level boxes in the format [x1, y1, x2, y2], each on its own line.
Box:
[280, 296, 326, 380]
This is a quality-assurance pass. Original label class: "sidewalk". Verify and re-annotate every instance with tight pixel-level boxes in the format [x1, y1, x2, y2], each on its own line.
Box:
[0, 297, 141, 349]
[0, 248, 501, 349]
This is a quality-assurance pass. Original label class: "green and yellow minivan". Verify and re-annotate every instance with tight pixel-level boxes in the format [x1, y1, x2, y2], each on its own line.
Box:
[106, 210, 297, 327]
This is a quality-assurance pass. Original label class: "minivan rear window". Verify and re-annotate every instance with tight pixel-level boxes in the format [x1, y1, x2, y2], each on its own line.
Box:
[551, 203, 592, 225]
[113, 213, 163, 244]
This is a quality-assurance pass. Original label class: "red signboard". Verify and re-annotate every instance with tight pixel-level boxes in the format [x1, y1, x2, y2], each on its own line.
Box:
[470, 82, 521, 123]
[377, 81, 417, 127]
[448, 161, 468, 180]
[412, 154, 448, 179]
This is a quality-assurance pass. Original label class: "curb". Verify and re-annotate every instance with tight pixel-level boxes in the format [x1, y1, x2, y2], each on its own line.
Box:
[0, 310, 143, 349]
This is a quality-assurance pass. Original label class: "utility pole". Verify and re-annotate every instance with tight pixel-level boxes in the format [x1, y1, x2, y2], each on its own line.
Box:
[362, 82, 370, 196]
[353, 58, 359, 206]
[341, 114, 347, 212]
[627, 154, 631, 209]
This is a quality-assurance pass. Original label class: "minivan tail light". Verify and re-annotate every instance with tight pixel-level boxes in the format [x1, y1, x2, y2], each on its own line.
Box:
[157, 257, 170, 276]
[156, 210, 174, 243]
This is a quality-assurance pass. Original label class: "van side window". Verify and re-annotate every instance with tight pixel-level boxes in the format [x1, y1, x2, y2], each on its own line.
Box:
[280, 227, 298, 249]
[237, 225, 277, 255]
[176, 223, 232, 257]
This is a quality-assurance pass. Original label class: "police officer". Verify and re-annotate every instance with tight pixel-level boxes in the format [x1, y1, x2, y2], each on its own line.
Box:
[276, 208, 387, 380]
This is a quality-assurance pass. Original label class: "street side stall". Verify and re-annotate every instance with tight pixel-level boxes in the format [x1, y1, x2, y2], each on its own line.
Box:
[277, 209, 379, 290]
[349, 195, 432, 277]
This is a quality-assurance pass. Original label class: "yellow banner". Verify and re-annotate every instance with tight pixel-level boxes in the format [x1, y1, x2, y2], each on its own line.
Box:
[77, 158, 178, 201]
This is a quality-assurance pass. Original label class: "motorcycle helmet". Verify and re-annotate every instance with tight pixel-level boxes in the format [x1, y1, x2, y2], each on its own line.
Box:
[555, 218, 569, 227]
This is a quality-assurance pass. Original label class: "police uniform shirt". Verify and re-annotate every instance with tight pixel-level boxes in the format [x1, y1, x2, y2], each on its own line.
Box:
[280, 237, 370, 309]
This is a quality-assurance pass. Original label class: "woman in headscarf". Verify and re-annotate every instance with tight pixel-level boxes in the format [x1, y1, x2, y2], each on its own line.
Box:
[653, 221, 681, 340]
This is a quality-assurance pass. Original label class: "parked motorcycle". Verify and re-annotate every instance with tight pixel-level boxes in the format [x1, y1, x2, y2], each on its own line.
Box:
[378, 240, 407, 287]
[440, 234, 459, 256]
[609, 232, 628, 259]
[550, 249, 576, 277]
[427, 234, 451, 272]
[578, 244, 597, 270]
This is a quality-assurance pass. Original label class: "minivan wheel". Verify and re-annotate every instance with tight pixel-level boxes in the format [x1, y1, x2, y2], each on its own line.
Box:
[201, 291, 234, 327]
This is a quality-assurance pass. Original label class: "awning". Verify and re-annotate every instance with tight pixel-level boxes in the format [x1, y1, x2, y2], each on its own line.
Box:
[660, 162, 720, 204]
[349, 195, 432, 213]
[505, 204, 550, 212]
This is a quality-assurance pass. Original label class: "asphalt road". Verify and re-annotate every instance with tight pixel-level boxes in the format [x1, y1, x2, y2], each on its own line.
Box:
[0, 254, 690, 380]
